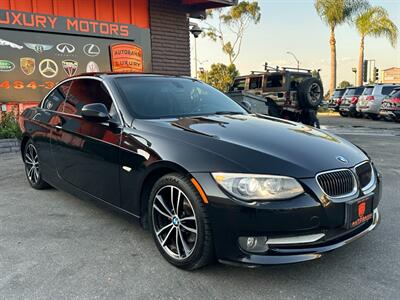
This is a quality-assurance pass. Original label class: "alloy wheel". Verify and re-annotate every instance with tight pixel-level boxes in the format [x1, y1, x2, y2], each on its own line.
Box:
[24, 143, 40, 185]
[152, 185, 198, 260]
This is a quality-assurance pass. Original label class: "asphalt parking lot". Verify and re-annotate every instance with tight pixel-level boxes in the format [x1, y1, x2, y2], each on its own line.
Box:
[1, 116, 399, 300]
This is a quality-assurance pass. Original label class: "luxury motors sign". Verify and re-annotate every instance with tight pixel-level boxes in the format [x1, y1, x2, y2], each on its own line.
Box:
[0, 9, 151, 103]
[0, 9, 145, 41]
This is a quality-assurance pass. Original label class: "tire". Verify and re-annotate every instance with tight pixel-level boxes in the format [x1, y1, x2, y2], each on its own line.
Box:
[148, 173, 214, 270]
[23, 140, 50, 190]
[370, 114, 381, 121]
[298, 77, 324, 108]
[339, 111, 348, 117]
[355, 112, 363, 118]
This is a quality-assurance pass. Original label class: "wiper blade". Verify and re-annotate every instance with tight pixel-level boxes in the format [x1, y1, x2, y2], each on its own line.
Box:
[214, 111, 244, 115]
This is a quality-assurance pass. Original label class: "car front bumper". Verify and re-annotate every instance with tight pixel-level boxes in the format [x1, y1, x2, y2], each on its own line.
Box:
[192, 171, 382, 267]
[219, 208, 380, 267]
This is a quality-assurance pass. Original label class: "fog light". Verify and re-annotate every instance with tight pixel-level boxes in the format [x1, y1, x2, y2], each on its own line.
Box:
[238, 236, 269, 253]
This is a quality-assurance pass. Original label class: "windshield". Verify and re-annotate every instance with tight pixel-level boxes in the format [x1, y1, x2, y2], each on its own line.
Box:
[116, 77, 247, 119]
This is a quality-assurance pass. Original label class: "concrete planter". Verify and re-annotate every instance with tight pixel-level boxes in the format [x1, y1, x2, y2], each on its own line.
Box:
[0, 138, 20, 155]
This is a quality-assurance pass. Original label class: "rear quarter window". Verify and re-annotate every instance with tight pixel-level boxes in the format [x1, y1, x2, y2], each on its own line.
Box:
[41, 81, 71, 111]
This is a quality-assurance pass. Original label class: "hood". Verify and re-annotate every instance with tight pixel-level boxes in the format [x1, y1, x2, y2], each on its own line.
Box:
[138, 114, 368, 178]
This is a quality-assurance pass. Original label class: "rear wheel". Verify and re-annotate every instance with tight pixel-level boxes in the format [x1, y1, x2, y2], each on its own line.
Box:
[339, 111, 348, 117]
[149, 173, 214, 270]
[23, 140, 50, 189]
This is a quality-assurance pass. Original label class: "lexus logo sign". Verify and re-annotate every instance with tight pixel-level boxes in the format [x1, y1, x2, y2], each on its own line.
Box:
[83, 44, 100, 57]
[56, 43, 75, 54]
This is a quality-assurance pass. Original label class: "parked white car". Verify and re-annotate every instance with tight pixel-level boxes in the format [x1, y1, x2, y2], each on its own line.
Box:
[357, 84, 400, 119]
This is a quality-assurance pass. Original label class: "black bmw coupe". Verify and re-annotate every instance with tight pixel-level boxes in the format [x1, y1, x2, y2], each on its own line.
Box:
[19, 73, 381, 269]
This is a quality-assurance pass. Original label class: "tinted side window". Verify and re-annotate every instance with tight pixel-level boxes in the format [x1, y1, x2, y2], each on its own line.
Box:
[390, 90, 400, 98]
[249, 76, 262, 89]
[42, 82, 71, 111]
[333, 90, 344, 97]
[266, 75, 283, 88]
[344, 89, 355, 96]
[382, 86, 398, 95]
[230, 79, 246, 91]
[355, 87, 365, 95]
[64, 79, 114, 117]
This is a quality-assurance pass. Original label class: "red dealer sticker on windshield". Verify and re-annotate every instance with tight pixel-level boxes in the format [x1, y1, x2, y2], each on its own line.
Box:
[110, 43, 143, 73]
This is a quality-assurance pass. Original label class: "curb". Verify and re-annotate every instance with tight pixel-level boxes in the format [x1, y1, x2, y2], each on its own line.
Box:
[0, 138, 20, 155]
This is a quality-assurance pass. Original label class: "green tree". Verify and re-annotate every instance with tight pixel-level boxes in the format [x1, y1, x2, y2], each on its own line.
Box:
[338, 80, 352, 89]
[314, 0, 368, 95]
[204, 1, 261, 64]
[311, 69, 321, 79]
[199, 63, 239, 92]
[355, 6, 398, 85]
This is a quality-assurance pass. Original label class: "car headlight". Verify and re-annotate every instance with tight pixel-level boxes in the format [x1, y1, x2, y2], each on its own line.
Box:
[212, 173, 304, 201]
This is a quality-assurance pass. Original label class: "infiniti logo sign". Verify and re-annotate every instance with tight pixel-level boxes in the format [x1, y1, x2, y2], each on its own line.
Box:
[56, 43, 75, 54]
[336, 156, 348, 164]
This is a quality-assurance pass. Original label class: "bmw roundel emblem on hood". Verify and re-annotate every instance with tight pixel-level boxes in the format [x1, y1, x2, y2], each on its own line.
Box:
[336, 156, 348, 163]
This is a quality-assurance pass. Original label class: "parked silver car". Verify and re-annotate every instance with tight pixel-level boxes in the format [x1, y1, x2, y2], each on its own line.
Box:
[357, 84, 400, 120]
[339, 86, 365, 117]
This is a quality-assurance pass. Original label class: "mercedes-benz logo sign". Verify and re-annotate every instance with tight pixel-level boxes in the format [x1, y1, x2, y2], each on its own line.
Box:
[336, 156, 348, 164]
[83, 44, 100, 57]
[39, 59, 58, 78]
[56, 43, 75, 54]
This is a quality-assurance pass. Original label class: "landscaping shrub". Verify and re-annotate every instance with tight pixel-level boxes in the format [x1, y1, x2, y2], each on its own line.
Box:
[0, 111, 22, 139]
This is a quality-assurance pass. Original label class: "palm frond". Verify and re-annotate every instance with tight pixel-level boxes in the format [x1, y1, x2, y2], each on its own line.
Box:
[315, 0, 369, 29]
[355, 6, 398, 47]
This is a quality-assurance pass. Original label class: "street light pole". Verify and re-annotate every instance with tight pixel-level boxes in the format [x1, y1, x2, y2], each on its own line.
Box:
[194, 37, 198, 78]
[352, 68, 357, 86]
[286, 51, 300, 70]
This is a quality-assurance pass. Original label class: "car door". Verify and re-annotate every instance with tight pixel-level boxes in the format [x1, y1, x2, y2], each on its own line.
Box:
[51, 78, 122, 206]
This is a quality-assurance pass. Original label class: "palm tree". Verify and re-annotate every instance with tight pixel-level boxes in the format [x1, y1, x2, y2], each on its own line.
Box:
[355, 6, 398, 86]
[315, 0, 368, 95]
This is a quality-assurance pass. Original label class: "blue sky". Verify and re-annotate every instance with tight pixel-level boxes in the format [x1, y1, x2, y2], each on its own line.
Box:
[191, 0, 400, 90]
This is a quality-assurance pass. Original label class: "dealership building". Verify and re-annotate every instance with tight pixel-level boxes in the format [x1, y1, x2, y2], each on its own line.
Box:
[0, 0, 236, 112]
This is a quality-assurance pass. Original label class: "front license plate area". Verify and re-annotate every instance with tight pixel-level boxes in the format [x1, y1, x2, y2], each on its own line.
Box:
[346, 197, 373, 229]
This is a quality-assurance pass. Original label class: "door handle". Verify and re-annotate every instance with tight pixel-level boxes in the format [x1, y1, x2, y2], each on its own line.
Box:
[55, 125, 62, 130]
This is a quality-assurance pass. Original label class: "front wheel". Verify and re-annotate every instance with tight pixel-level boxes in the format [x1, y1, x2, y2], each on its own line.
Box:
[23, 140, 50, 189]
[339, 111, 348, 117]
[149, 173, 214, 270]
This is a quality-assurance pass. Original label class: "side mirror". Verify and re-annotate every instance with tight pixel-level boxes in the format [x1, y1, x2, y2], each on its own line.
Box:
[81, 103, 110, 122]
[241, 100, 252, 112]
